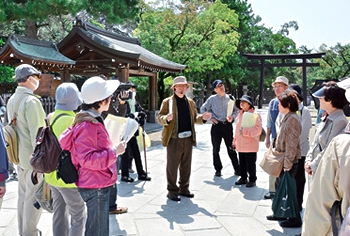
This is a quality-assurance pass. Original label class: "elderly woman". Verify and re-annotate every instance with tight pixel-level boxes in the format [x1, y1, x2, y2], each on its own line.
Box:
[59, 77, 126, 236]
[305, 81, 348, 177]
[266, 89, 302, 228]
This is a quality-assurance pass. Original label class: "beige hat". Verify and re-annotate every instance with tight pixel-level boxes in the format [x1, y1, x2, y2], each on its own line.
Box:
[171, 76, 189, 89]
[272, 76, 289, 86]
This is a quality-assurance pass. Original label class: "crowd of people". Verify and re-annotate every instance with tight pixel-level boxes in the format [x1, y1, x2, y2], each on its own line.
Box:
[0, 63, 350, 236]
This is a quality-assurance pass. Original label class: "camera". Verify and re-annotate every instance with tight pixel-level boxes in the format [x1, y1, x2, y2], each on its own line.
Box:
[114, 89, 132, 101]
[33, 201, 41, 210]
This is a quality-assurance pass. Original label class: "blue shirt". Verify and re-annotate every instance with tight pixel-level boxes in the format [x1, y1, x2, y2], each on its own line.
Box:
[200, 94, 239, 121]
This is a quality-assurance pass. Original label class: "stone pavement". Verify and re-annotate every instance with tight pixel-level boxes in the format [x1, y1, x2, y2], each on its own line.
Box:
[0, 107, 312, 236]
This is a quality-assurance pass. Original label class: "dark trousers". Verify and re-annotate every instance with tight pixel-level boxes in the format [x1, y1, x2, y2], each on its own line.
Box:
[121, 136, 145, 178]
[238, 152, 257, 182]
[295, 156, 306, 211]
[211, 123, 239, 172]
[166, 137, 193, 195]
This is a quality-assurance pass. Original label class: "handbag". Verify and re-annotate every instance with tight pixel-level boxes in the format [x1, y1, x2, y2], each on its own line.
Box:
[259, 127, 266, 142]
[332, 200, 344, 236]
[272, 172, 298, 218]
[34, 179, 53, 213]
[56, 149, 78, 184]
[259, 139, 284, 177]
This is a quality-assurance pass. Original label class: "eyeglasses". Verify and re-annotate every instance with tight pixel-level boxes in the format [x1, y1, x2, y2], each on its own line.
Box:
[273, 85, 284, 89]
[31, 75, 40, 80]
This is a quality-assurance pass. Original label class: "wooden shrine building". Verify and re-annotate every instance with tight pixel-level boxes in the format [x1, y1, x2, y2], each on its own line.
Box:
[0, 19, 186, 122]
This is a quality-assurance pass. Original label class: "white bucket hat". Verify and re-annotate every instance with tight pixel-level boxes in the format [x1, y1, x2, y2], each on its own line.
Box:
[81, 76, 120, 104]
[272, 76, 289, 86]
[337, 78, 350, 102]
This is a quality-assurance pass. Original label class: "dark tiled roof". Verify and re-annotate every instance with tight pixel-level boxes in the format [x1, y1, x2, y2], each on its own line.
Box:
[0, 35, 75, 66]
[58, 19, 185, 73]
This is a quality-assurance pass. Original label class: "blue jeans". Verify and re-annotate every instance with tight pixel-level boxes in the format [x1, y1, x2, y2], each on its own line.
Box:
[79, 186, 111, 236]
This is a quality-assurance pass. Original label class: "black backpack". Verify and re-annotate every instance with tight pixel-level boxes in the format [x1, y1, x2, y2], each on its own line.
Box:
[56, 149, 78, 184]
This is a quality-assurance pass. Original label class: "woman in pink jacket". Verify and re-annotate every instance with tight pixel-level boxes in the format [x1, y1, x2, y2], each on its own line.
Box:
[233, 95, 262, 187]
[59, 76, 126, 236]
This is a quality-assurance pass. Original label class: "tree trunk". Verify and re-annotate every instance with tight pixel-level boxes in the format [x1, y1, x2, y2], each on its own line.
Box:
[25, 19, 38, 39]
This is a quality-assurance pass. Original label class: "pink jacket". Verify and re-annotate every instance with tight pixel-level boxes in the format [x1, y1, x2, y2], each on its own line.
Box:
[59, 120, 117, 189]
[233, 109, 262, 153]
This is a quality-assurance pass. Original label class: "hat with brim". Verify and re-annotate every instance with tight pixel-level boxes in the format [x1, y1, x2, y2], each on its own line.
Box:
[272, 76, 289, 87]
[81, 76, 120, 104]
[337, 78, 350, 103]
[171, 76, 189, 89]
[289, 84, 303, 101]
[15, 64, 41, 80]
[235, 95, 254, 109]
[312, 87, 325, 98]
[55, 83, 83, 111]
[212, 79, 223, 89]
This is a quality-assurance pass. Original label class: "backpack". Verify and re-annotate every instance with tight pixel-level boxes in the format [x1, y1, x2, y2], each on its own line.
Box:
[30, 113, 68, 173]
[56, 149, 78, 184]
[3, 94, 32, 164]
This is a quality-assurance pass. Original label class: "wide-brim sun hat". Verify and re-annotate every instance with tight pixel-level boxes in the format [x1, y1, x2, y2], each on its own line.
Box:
[81, 76, 120, 104]
[235, 95, 254, 109]
[337, 78, 350, 103]
[289, 84, 303, 101]
[55, 83, 83, 111]
[171, 76, 189, 89]
[312, 87, 325, 98]
[272, 76, 289, 87]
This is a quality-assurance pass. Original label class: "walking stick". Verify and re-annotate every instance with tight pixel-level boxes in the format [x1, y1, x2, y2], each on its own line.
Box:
[141, 125, 148, 174]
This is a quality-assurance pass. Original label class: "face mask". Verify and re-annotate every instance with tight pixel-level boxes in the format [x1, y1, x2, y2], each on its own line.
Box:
[30, 77, 40, 90]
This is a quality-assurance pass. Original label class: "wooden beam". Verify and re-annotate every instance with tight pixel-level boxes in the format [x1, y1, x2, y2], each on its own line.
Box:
[243, 52, 326, 60]
[248, 62, 320, 68]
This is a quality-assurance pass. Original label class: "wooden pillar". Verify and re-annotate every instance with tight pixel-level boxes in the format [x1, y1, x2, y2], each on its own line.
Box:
[61, 67, 71, 82]
[258, 59, 265, 109]
[147, 73, 158, 123]
[116, 67, 129, 83]
[302, 58, 308, 106]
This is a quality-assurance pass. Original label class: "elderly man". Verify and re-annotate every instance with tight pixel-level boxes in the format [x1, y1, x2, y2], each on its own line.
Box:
[264, 76, 289, 200]
[157, 76, 211, 201]
[7, 64, 46, 236]
[200, 79, 240, 177]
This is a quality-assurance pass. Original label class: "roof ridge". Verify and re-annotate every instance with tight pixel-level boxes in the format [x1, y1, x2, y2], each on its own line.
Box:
[10, 35, 57, 49]
[75, 18, 141, 46]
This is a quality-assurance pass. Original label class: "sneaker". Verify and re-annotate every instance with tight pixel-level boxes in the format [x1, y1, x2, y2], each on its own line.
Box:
[121, 176, 134, 182]
[109, 206, 128, 214]
[246, 182, 256, 187]
[215, 170, 222, 177]
[235, 178, 247, 185]
[138, 174, 151, 181]
[264, 192, 275, 199]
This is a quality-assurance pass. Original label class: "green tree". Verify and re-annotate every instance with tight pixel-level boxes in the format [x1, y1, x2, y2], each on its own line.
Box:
[0, 0, 139, 39]
[135, 0, 240, 101]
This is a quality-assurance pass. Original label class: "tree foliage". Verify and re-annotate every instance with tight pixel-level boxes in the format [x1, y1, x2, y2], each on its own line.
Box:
[135, 0, 240, 100]
[0, 0, 139, 38]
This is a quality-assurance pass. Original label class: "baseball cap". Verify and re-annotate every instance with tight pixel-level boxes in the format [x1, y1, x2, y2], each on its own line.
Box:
[15, 64, 41, 80]
[212, 80, 223, 89]
[272, 76, 289, 87]
[81, 76, 120, 104]
[55, 83, 83, 111]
